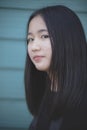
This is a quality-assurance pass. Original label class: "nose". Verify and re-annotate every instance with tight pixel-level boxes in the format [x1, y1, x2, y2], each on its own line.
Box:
[31, 39, 41, 51]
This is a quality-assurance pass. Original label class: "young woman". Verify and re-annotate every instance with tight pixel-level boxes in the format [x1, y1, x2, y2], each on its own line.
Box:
[24, 5, 87, 130]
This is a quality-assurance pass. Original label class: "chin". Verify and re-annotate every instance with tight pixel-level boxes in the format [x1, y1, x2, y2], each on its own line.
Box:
[35, 66, 48, 72]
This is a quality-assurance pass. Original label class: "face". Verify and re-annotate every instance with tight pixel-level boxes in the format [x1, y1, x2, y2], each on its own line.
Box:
[27, 15, 52, 72]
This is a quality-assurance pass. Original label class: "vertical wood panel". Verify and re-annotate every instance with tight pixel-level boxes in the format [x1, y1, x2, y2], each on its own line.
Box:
[0, 0, 87, 129]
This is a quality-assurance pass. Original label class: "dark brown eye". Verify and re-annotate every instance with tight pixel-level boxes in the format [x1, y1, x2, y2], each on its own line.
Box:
[27, 38, 34, 44]
[41, 35, 49, 39]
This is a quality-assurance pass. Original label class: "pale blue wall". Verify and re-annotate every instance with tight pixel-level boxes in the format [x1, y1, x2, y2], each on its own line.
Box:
[0, 0, 87, 129]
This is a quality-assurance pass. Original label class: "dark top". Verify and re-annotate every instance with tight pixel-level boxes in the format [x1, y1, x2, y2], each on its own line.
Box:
[29, 109, 87, 130]
[29, 117, 63, 130]
[29, 87, 87, 130]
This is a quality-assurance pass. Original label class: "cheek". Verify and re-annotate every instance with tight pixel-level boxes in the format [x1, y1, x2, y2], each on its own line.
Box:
[48, 50, 52, 62]
[46, 45, 52, 58]
[27, 45, 32, 58]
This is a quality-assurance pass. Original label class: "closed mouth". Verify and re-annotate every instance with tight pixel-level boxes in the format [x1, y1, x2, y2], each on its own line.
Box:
[33, 56, 44, 61]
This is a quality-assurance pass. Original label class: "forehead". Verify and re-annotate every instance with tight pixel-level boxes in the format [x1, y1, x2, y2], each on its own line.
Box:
[28, 15, 47, 33]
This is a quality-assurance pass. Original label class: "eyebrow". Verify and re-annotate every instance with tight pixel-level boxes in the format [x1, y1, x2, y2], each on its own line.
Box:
[28, 29, 48, 35]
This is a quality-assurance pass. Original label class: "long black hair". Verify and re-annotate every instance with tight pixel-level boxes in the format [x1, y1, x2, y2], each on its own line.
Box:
[24, 5, 87, 129]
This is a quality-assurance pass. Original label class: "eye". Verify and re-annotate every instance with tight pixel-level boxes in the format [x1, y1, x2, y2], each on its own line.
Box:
[27, 38, 34, 44]
[41, 34, 49, 39]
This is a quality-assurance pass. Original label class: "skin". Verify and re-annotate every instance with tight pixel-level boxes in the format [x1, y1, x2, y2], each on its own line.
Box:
[27, 15, 52, 72]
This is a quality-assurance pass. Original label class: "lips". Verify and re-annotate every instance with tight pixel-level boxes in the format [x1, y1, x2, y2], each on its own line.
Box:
[33, 55, 44, 62]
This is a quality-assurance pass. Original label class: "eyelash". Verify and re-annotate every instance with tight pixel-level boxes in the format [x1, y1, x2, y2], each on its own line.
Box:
[27, 38, 34, 44]
[41, 34, 49, 39]
[27, 34, 49, 44]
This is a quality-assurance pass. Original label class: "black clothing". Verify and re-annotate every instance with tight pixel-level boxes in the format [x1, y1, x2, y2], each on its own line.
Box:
[29, 109, 87, 130]
[29, 87, 87, 130]
[29, 116, 63, 130]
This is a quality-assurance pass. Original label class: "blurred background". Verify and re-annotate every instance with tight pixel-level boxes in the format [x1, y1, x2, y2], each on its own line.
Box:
[0, 0, 87, 130]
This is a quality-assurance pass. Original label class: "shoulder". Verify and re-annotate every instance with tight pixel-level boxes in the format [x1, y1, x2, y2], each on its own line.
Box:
[60, 108, 87, 130]
[29, 117, 37, 130]
[49, 118, 63, 130]
[29, 117, 63, 130]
